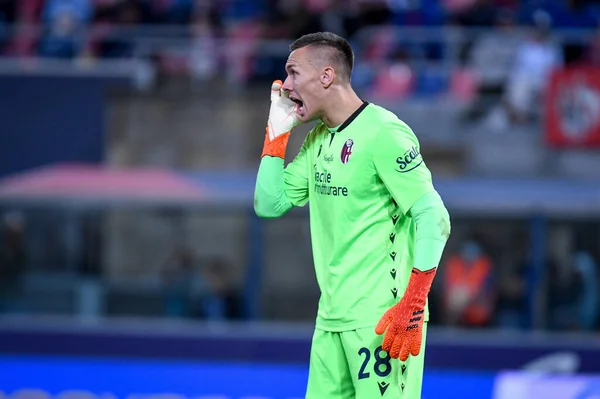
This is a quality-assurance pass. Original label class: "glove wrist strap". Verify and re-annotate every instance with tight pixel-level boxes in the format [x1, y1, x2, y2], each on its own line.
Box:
[261, 128, 290, 159]
[404, 268, 437, 308]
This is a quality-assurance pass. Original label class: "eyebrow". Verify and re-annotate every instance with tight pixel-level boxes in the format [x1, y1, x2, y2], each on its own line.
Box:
[285, 62, 298, 72]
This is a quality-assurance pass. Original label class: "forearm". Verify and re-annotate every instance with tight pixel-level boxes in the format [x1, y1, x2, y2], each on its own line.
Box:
[254, 156, 294, 218]
[377, 192, 447, 359]
[410, 191, 451, 271]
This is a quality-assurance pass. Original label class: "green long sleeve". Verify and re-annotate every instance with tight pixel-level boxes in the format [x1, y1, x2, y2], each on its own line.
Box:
[254, 129, 312, 218]
[408, 190, 451, 271]
[254, 156, 294, 218]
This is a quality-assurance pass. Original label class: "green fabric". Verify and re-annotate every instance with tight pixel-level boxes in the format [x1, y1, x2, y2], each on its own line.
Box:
[409, 190, 451, 272]
[254, 156, 293, 218]
[254, 103, 450, 331]
[306, 324, 427, 399]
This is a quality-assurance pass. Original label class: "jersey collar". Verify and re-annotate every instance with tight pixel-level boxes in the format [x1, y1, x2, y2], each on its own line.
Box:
[336, 101, 369, 133]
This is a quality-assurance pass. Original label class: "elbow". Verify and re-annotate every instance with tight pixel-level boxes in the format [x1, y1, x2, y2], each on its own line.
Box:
[254, 206, 281, 219]
[413, 191, 452, 240]
[438, 199, 451, 232]
[254, 197, 285, 219]
[433, 200, 451, 241]
[442, 206, 451, 240]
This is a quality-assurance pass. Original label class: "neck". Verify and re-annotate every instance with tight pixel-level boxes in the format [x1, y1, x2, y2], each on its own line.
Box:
[321, 85, 364, 128]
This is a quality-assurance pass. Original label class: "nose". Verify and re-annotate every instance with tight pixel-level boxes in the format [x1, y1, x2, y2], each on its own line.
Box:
[281, 76, 293, 93]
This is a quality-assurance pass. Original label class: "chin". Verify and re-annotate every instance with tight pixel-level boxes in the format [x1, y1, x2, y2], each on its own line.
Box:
[300, 112, 318, 123]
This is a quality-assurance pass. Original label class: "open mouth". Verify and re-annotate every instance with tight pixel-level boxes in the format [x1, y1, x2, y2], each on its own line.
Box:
[289, 96, 305, 116]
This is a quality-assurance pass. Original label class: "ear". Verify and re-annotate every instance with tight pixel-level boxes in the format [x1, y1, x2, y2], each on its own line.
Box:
[321, 67, 335, 88]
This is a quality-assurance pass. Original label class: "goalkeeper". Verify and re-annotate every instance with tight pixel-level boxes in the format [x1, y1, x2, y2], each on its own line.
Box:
[254, 32, 451, 399]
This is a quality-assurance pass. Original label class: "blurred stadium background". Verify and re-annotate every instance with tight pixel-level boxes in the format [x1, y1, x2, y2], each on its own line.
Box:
[1, 0, 600, 398]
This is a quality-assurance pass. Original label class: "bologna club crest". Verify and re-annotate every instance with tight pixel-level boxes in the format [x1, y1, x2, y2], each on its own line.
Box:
[546, 66, 600, 147]
[341, 139, 354, 164]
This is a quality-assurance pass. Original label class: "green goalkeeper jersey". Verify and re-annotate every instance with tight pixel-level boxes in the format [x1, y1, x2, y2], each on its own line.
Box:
[267, 102, 435, 332]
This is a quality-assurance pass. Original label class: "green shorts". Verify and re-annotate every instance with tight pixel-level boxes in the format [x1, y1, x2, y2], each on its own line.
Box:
[305, 322, 427, 399]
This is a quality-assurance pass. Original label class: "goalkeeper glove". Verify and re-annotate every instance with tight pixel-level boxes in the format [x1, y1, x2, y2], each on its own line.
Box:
[261, 79, 302, 159]
[375, 268, 437, 361]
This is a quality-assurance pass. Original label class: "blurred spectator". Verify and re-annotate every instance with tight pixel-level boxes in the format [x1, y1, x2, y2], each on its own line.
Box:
[549, 251, 599, 331]
[199, 257, 241, 320]
[496, 260, 531, 330]
[449, 66, 478, 103]
[519, 0, 600, 29]
[0, 211, 26, 313]
[161, 247, 202, 317]
[502, 10, 563, 124]
[43, 0, 92, 22]
[219, 0, 266, 27]
[341, 0, 393, 39]
[463, 7, 522, 120]
[368, 47, 414, 99]
[351, 25, 398, 93]
[442, 238, 495, 328]
[263, 0, 325, 39]
[38, 0, 92, 58]
[545, 262, 574, 330]
[161, 250, 241, 320]
[255, 0, 349, 82]
[224, 16, 262, 85]
[387, 0, 445, 26]
[308, 0, 347, 35]
[572, 251, 599, 331]
[189, 9, 220, 81]
[91, 0, 145, 59]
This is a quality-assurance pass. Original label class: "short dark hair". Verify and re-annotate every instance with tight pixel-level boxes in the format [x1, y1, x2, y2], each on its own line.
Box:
[290, 32, 354, 83]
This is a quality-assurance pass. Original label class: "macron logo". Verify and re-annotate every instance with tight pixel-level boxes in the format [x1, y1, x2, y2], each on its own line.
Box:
[378, 381, 390, 396]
